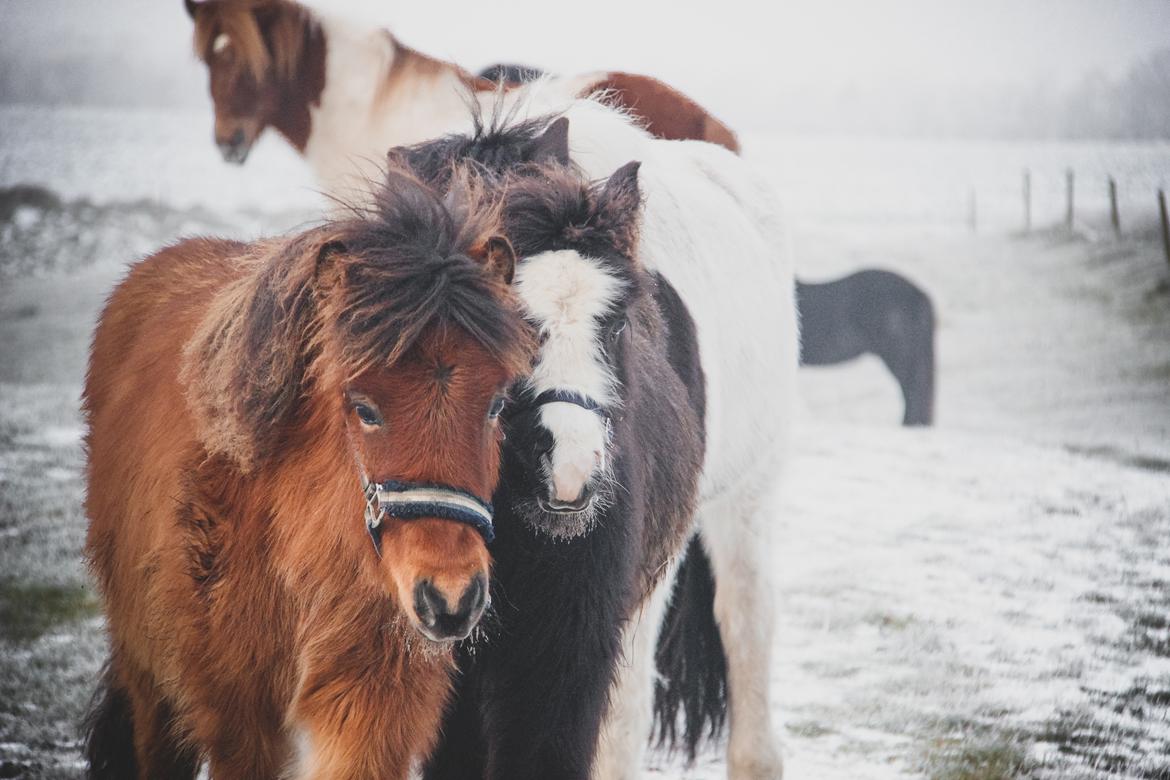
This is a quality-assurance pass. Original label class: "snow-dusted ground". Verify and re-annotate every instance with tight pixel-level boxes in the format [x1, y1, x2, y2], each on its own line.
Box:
[2, 106, 1169, 779]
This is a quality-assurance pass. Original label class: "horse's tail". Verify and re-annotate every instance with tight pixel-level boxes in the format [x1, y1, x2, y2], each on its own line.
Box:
[83, 664, 137, 779]
[652, 536, 728, 761]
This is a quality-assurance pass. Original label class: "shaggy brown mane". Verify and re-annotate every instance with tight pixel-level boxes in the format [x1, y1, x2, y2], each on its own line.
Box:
[182, 165, 532, 470]
[192, 0, 315, 82]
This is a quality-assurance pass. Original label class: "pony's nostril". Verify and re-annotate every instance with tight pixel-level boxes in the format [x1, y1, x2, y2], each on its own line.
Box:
[228, 128, 246, 147]
[413, 580, 444, 629]
[459, 574, 487, 621]
[412, 575, 487, 641]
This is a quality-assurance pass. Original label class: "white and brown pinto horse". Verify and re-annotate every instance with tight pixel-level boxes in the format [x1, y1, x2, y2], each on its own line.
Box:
[183, 0, 739, 195]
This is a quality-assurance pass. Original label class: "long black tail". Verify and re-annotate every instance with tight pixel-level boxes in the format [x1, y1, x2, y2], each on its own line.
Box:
[652, 536, 728, 761]
[82, 665, 137, 780]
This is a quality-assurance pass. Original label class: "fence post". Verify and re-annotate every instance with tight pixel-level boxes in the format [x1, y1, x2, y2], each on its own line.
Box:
[1109, 176, 1120, 237]
[1023, 169, 1031, 234]
[1065, 169, 1075, 230]
[1159, 189, 1170, 270]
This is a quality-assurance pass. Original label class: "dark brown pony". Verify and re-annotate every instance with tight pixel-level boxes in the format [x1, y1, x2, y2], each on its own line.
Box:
[82, 167, 532, 779]
[184, 0, 738, 172]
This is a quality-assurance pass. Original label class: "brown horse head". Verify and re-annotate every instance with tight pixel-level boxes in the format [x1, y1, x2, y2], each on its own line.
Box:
[183, 167, 531, 642]
[186, 0, 322, 163]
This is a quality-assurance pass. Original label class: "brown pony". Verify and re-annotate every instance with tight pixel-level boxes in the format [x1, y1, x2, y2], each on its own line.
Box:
[82, 167, 532, 779]
[184, 0, 737, 184]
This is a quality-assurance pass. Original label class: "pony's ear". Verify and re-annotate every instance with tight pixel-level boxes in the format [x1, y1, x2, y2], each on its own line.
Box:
[528, 117, 570, 166]
[184, 0, 202, 19]
[592, 161, 642, 257]
[471, 235, 516, 285]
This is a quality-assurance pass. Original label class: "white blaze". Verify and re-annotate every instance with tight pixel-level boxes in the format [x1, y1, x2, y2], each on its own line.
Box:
[514, 249, 623, 503]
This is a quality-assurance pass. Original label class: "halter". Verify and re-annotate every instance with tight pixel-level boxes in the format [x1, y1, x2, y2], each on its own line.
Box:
[362, 475, 495, 555]
[530, 388, 610, 420]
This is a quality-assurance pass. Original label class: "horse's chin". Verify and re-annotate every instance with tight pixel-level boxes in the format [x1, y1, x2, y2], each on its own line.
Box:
[219, 146, 252, 165]
[516, 496, 600, 540]
[401, 622, 463, 656]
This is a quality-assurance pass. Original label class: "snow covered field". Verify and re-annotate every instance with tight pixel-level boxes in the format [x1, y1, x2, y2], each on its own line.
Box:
[2, 106, 1169, 779]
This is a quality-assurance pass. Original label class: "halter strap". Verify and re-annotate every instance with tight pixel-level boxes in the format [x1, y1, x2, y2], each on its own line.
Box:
[531, 388, 608, 418]
[363, 476, 495, 555]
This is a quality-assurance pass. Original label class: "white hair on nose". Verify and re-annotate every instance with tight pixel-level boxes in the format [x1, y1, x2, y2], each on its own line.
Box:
[514, 248, 625, 504]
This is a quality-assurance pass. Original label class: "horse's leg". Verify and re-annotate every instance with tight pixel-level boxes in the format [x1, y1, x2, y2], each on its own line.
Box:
[192, 689, 287, 780]
[893, 343, 934, 426]
[291, 659, 449, 780]
[84, 658, 138, 779]
[201, 729, 285, 780]
[422, 663, 487, 780]
[882, 296, 935, 427]
[118, 662, 200, 780]
[592, 559, 679, 780]
[699, 489, 785, 780]
[289, 719, 415, 780]
[472, 548, 638, 780]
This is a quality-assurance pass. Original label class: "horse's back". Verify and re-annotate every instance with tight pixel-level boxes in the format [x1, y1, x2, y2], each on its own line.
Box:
[580, 72, 740, 153]
[832, 268, 934, 346]
[796, 279, 863, 365]
[798, 269, 933, 361]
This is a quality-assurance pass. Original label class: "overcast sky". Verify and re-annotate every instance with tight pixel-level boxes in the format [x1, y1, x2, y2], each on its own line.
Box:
[334, 0, 1170, 88]
[1, 0, 1167, 130]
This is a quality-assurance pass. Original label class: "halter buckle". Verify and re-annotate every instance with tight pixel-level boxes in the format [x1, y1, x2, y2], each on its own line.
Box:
[362, 475, 386, 556]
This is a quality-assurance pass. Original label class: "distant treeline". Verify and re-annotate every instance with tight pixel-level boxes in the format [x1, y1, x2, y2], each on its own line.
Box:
[2, 46, 1168, 141]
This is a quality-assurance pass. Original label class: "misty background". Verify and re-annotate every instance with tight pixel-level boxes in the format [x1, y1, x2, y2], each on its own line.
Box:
[3, 2, 1170, 778]
[2, 0, 1169, 139]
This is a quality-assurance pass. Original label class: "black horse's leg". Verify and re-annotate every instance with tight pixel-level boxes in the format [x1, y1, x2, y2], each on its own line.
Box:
[422, 661, 486, 780]
[884, 294, 935, 427]
[900, 328, 935, 426]
[478, 544, 633, 780]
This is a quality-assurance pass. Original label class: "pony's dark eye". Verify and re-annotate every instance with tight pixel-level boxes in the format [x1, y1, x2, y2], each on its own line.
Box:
[608, 318, 627, 344]
[488, 395, 507, 420]
[353, 402, 383, 427]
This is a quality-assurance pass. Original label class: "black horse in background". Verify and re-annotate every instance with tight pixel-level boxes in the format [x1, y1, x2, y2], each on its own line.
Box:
[797, 270, 936, 426]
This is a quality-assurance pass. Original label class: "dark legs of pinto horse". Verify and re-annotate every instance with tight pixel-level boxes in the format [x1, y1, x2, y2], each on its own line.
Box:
[424, 482, 638, 780]
[796, 269, 936, 426]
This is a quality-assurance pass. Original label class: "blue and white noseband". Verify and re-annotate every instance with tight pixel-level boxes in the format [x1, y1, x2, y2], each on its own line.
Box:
[362, 476, 495, 555]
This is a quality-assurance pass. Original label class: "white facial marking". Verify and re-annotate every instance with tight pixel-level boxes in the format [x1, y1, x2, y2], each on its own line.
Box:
[213, 33, 231, 54]
[542, 404, 606, 502]
[514, 249, 623, 502]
